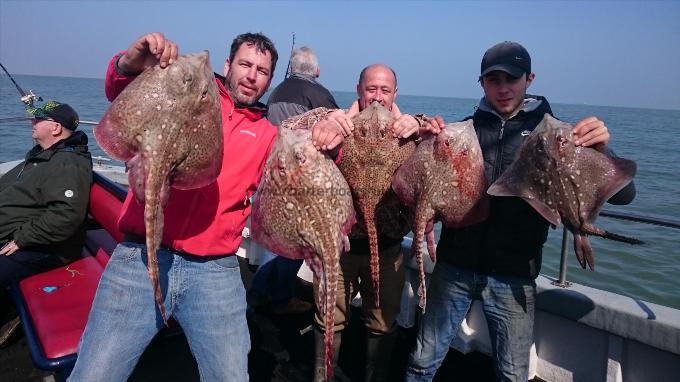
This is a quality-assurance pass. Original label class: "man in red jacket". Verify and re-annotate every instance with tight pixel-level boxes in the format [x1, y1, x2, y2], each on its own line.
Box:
[68, 32, 344, 382]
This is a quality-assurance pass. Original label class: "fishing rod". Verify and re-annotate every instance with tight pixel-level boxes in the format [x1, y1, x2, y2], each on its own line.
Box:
[284, 32, 296, 79]
[0, 63, 99, 125]
[0, 62, 42, 106]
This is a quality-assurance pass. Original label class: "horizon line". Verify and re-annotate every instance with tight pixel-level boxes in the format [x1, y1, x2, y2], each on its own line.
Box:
[4, 72, 679, 113]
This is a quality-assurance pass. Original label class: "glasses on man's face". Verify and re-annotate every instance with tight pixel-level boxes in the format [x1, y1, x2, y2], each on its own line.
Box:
[33, 117, 55, 123]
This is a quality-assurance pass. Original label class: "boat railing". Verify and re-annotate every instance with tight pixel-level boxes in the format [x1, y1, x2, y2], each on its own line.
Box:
[0, 117, 98, 125]
[553, 209, 680, 287]
[93, 171, 127, 201]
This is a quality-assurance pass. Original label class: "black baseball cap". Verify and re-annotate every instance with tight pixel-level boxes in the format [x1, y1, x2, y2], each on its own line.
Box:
[27, 101, 80, 131]
[480, 41, 531, 78]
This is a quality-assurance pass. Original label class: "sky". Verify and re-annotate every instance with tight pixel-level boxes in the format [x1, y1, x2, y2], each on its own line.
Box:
[1, 0, 679, 110]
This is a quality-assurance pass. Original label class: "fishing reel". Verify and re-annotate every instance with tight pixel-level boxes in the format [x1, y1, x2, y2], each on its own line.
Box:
[20, 90, 42, 106]
[0, 62, 42, 106]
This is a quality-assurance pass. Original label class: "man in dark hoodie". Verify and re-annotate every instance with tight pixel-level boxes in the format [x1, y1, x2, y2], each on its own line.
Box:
[0, 101, 92, 346]
[405, 42, 636, 381]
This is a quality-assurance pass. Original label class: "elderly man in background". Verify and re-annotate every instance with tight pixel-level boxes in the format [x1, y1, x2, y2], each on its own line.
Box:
[267, 46, 339, 125]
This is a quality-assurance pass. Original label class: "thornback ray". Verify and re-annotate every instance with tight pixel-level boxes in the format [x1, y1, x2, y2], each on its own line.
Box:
[487, 114, 641, 270]
[251, 108, 355, 381]
[392, 120, 488, 311]
[337, 102, 417, 308]
[94, 51, 223, 323]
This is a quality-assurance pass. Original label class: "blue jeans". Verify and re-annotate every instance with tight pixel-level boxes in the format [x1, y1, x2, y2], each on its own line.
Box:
[249, 253, 302, 308]
[405, 262, 535, 382]
[68, 242, 250, 382]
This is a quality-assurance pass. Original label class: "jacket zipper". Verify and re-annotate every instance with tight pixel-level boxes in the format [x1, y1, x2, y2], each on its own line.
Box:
[493, 119, 506, 182]
[16, 161, 29, 180]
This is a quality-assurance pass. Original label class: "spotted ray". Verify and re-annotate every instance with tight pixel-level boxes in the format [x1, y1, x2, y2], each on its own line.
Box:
[337, 102, 417, 307]
[251, 108, 355, 381]
[94, 51, 222, 323]
[487, 114, 641, 270]
[392, 120, 488, 311]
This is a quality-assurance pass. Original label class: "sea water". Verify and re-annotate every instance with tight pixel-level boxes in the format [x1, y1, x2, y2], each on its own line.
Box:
[2, 75, 679, 309]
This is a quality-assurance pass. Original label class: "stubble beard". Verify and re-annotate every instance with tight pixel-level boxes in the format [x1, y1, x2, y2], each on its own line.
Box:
[226, 74, 258, 107]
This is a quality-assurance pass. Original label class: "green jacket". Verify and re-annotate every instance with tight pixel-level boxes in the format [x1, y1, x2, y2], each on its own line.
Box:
[0, 131, 93, 260]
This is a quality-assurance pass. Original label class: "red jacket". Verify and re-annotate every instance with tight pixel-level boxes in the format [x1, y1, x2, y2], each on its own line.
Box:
[105, 53, 276, 256]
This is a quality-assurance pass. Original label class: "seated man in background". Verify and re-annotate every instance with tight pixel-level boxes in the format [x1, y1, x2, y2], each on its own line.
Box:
[0, 101, 93, 346]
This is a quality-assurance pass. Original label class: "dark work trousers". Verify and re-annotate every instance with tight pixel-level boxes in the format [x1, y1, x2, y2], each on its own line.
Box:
[1, 248, 66, 319]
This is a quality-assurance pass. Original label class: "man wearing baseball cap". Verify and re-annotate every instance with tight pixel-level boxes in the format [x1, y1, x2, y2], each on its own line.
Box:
[405, 42, 636, 381]
[0, 101, 92, 347]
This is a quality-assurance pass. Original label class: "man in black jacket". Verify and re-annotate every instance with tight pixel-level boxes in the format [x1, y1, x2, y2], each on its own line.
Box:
[266, 46, 339, 125]
[0, 101, 93, 346]
[405, 42, 636, 381]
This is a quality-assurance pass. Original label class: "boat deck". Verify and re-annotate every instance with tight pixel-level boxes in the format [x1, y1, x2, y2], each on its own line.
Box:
[1, 278, 513, 382]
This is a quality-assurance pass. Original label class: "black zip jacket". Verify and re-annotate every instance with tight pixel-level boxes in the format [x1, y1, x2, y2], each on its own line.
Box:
[436, 95, 635, 279]
[266, 73, 339, 126]
[0, 131, 93, 260]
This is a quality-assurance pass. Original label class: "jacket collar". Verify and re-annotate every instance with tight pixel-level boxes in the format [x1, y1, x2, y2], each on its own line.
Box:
[289, 72, 319, 84]
[476, 95, 548, 122]
[27, 131, 89, 161]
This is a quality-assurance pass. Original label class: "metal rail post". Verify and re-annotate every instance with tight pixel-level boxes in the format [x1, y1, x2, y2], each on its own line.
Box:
[553, 226, 571, 288]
